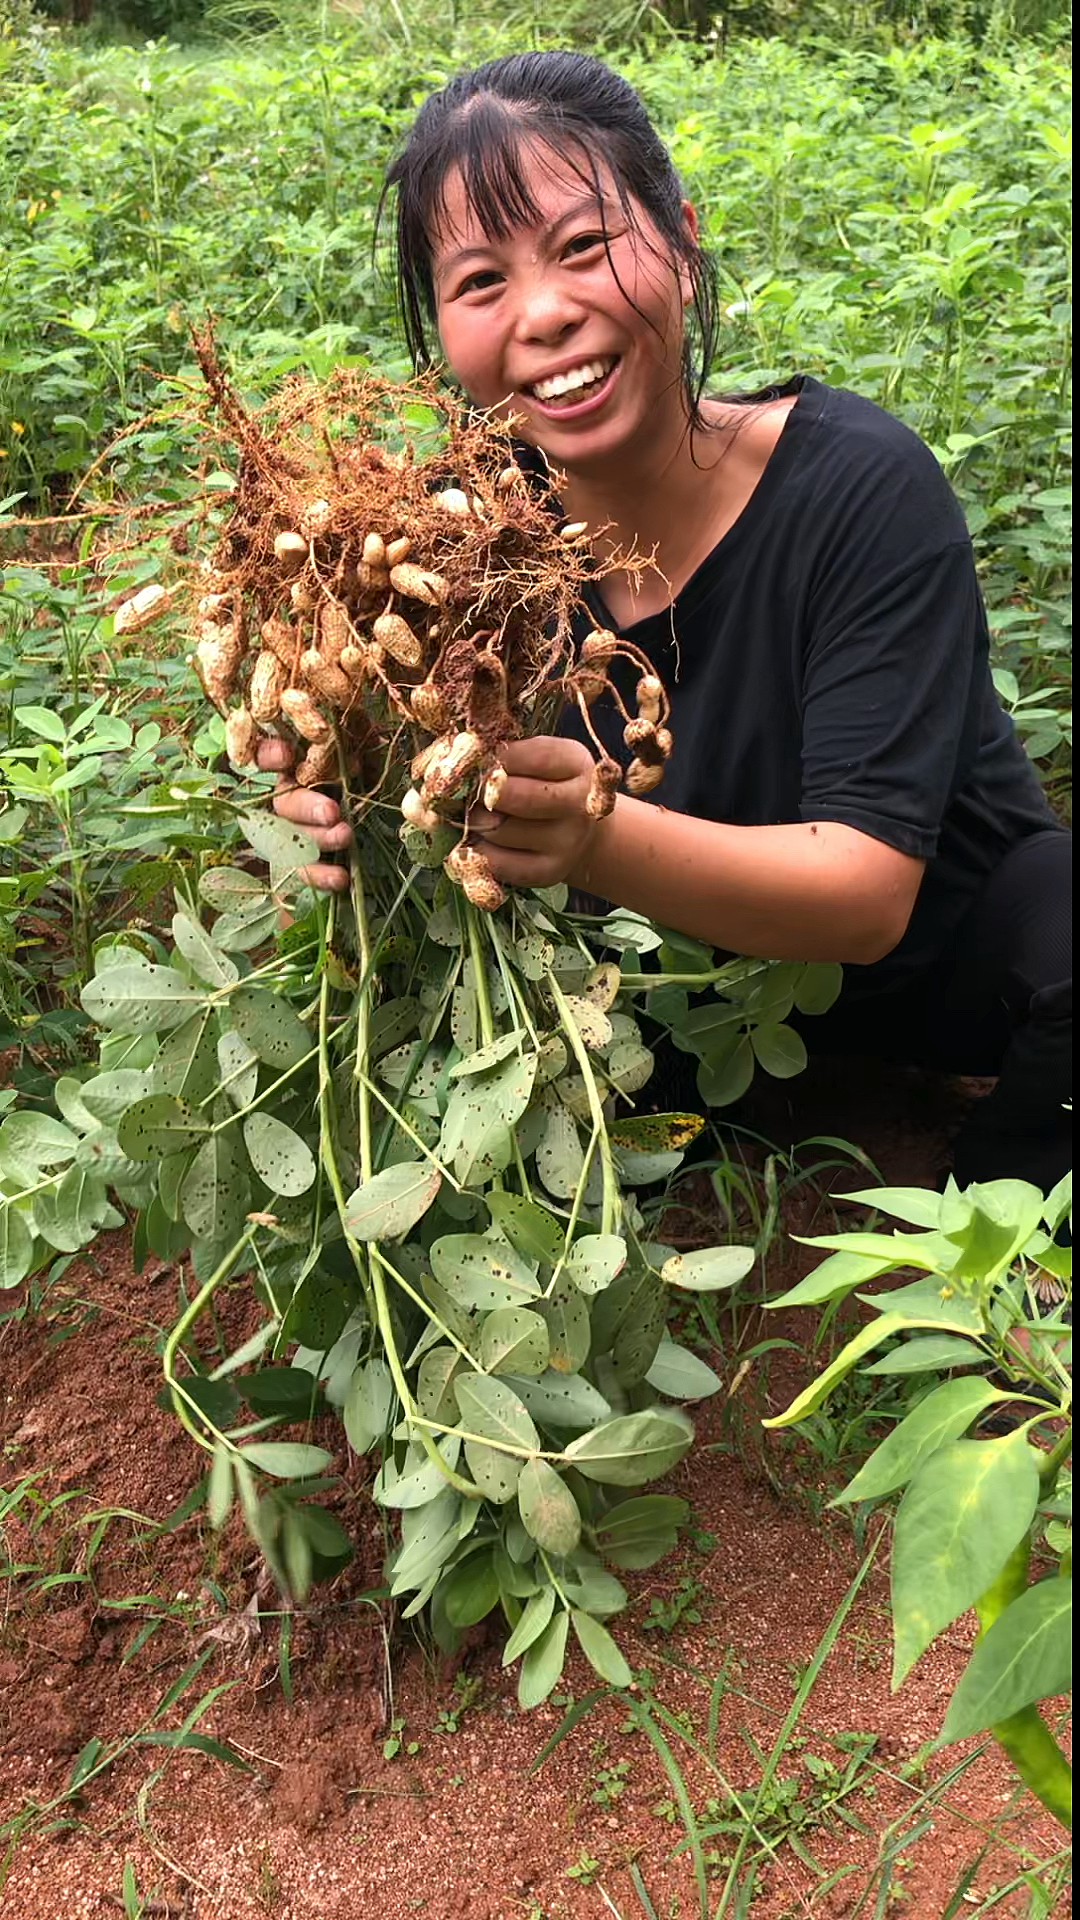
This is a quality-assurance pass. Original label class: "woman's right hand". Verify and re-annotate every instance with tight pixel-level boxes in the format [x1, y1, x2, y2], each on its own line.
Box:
[256, 736, 354, 892]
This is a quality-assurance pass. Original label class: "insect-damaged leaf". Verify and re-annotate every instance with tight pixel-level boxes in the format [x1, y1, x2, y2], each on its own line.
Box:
[454, 1371, 540, 1455]
[506, 1370, 612, 1430]
[565, 1409, 694, 1487]
[485, 1191, 564, 1268]
[431, 1234, 541, 1312]
[157, 1010, 219, 1104]
[81, 964, 204, 1033]
[182, 1127, 251, 1240]
[609, 1112, 705, 1153]
[480, 1307, 550, 1377]
[171, 912, 238, 991]
[538, 1274, 591, 1375]
[344, 1161, 442, 1241]
[565, 1234, 627, 1296]
[439, 1049, 537, 1185]
[243, 1113, 317, 1197]
[661, 1245, 756, 1292]
[448, 1029, 528, 1078]
[79, 1070, 157, 1129]
[229, 986, 313, 1070]
[561, 994, 612, 1051]
[517, 1458, 581, 1556]
[218, 1029, 259, 1109]
[535, 1097, 585, 1200]
[199, 865, 270, 914]
[237, 811, 321, 881]
[117, 1095, 210, 1162]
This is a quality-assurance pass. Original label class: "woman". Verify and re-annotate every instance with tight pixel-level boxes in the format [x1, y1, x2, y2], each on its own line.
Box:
[260, 49, 1071, 1195]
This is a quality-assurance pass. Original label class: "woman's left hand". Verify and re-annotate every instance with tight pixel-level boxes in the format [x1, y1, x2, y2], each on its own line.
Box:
[468, 735, 602, 889]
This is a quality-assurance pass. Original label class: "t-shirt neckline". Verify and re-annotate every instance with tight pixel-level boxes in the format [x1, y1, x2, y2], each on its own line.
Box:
[586, 372, 822, 636]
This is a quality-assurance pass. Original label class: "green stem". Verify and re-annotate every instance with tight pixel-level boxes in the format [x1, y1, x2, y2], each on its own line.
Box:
[162, 1227, 257, 1453]
[975, 1531, 1073, 1831]
[465, 900, 496, 1047]
[546, 971, 618, 1237]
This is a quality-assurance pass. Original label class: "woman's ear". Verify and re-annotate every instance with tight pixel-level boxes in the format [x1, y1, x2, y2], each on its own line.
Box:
[677, 199, 700, 306]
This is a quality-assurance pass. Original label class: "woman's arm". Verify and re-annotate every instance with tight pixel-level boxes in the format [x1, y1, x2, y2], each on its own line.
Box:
[476, 737, 925, 964]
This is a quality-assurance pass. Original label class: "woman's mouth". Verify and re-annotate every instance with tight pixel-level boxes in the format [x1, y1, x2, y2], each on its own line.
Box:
[522, 357, 620, 415]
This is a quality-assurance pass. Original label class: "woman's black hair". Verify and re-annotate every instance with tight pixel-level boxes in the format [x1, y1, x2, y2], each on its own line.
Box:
[380, 50, 722, 429]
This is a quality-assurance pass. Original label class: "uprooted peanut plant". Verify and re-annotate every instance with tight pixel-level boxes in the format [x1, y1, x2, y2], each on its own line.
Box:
[1, 348, 845, 1704]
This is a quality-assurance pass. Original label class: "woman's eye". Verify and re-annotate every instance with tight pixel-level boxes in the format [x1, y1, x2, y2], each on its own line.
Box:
[564, 232, 607, 258]
[457, 269, 502, 296]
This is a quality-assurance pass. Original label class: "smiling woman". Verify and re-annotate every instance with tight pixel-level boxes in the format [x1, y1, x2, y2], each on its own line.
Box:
[263, 48, 1072, 1197]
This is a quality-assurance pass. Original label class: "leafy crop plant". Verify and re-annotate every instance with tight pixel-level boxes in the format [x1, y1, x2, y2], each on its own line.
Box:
[764, 1173, 1072, 1828]
[0, 347, 844, 1705]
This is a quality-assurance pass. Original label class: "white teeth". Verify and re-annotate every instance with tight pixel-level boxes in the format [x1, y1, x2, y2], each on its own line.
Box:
[531, 359, 613, 402]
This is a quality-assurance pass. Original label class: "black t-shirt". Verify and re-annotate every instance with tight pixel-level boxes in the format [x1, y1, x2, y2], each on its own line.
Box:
[560, 375, 1060, 1005]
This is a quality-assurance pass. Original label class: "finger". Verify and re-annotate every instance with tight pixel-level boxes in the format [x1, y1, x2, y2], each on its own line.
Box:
[500, 736, 593, 782]
[273, 780, 344, 833]
[483, 843, 557, 888]
[491, 773, 584, 822]
[257, 737, 295, 772]
[300, 860, 351, 894]
[477, 819, 550, 854]
[466, 807, 506, 833]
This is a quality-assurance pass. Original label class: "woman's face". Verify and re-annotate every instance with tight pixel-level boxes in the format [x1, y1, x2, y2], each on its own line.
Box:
[430, 141, 695, 477]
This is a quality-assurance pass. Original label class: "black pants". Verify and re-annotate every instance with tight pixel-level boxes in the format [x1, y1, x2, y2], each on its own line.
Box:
[790, 828, 1072, 1195]
[647, 830, 1072, 1198]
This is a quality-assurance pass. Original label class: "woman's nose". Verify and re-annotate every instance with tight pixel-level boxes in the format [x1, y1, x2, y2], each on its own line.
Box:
[511, 270, 585, 344]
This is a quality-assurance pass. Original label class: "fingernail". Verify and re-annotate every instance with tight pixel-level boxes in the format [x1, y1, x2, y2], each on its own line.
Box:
[315, 802, 335, 825]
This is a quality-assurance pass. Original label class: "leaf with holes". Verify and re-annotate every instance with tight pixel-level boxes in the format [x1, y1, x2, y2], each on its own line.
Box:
[566, 1234, 627, 1296]
[607, 1040, 655, 1095]
[157, 1011, 219, 1104]
[238, 811, 320, 881]
[344, 1161, 442, 1241]
[455, 1371, 540, 1456]
[117, 1095, 209, 1162]
[480, 1308, 550, 1378]
[439, 1050, 537, 1186]
[486, 1192, 564, 1268]
[81, 965, 204, 1033]
[199, 865, 271, 914]
[182, 1127, 251, 1241]
[561, 994, 612, 1051]
[431, 1234, 541, 1313]
[535, 1097, 585, 1201]
[506, 1371, 612, 1430]
[171, 912, 239, 991]
[243, 1114, 317, 1197]
[229, 987, 312, 1069]
[218, 1030, 259, 1109]
[539, 1274, 591, 1375]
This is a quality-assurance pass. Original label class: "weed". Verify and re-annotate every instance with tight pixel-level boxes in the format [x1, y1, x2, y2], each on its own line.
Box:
[565, 1850, 603, 1885]
[382, 1716, 420, 1762]
[593, 1758, 632, 1807]
[434, 1669, 483, 1735]
[642, 1576, 707, 1637]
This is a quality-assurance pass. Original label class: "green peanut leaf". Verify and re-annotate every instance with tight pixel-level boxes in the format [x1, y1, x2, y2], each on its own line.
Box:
[0, 1112, 79, 1169]
[199, 865, 270, 913]
[218, 1030, 259, 1109]
[79, 1070, 157, 1129]
[646, 1337, 723, 1401]
[182, 1128, 251, 1241]
[938, 1577, 1073, 1745]
[454, 1372, 540, 1456]
[229, 987, 313, 1069]
[241, 1442, 333, 1479]
[344, 1161, 442, 1241]
[157, 1010, 219, 1104]
[565, 1234, 627, 1296]
[517, 1459, 581, 1556]
[750, 1021, 808, 1078]
[506, 1371, 612, 1430]
[117, 1095, 209, 1162]
[0, 1204, 33, 1290]
[572, 1610, 632, 1687]
[480, 1307, 550, 1378]
[448, 1029, 528, 1077]
[661, 1245, 755, 1291]
[891, 1432, 1042, 1687]
[518, 1611, 570, 1709]
[443, 1550, 500, 1627]
[835, 1378, 1006, 1506]
[502, 1588, 556, 1665]
[207, 1443, 234, 1528]
[431, 1234, 541, 1313]
[81, 965, 203, 1033]
[593, 1495, 690, 1571]
[243, 1114, 317, 1197]
[535, 1097, 585, 1200]
[565, 1409, 694, 1487]
[485, 1191, 565, 1268]
[343, 1359, 394, 1455]
[237, 811, 320, 878]
[33, 1167, 116, 1252]
[539, 1274, 591, 1375]
[171, 912, 238, 990]
[792, 961, 843, 1016]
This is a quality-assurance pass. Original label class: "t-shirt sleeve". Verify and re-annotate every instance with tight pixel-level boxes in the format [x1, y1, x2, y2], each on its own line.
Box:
[798, 529, 988, 861]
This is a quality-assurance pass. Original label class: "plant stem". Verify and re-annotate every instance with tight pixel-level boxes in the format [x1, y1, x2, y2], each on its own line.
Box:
[547, 971, 618, 1237]
[161, 1227, 257, 1453]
